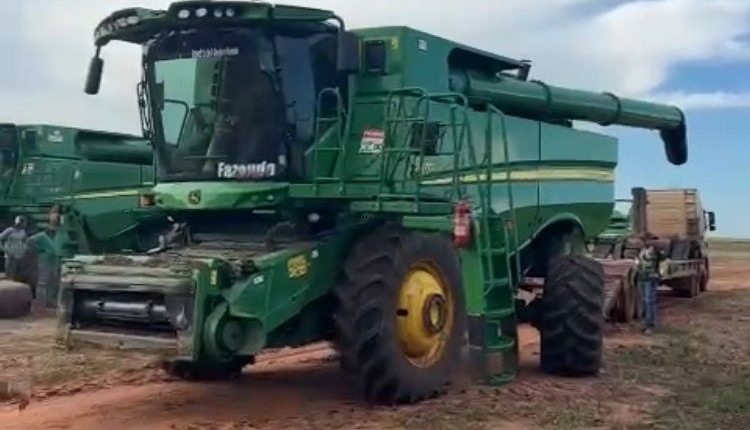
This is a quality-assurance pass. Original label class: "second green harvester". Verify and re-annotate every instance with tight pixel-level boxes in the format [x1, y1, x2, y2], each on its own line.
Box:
[58, 1, 689, 405]
[0, 124, 165, 283]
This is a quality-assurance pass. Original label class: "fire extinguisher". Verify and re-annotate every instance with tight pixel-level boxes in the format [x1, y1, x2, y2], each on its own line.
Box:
[453, 200, 472, 248]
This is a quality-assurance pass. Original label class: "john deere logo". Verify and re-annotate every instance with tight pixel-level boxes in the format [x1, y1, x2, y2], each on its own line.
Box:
[187, 190, 201, 205]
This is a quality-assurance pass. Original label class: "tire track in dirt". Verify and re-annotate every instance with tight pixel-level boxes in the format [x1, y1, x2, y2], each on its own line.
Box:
[0, 344, 346, 430]
[2, 253, 747, 430]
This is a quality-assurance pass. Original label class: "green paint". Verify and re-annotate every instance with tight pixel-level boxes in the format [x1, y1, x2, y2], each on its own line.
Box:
[0, 124, 164, 262]
[59, 1, 691, 400]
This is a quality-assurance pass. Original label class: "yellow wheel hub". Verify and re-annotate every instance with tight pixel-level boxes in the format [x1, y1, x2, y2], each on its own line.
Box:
[396, 262, 454, 368]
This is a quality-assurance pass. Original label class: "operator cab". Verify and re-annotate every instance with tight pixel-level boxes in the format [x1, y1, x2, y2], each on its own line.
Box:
[151, 26, 340, 182]
[84, 3, 359, 184]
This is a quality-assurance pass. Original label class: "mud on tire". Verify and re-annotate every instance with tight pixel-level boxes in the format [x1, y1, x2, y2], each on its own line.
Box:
[539, 255, 605, 376]
[333, 225, 466, 405]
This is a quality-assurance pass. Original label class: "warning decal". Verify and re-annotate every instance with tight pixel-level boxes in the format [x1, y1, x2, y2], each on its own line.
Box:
[359, 129, 385, 154]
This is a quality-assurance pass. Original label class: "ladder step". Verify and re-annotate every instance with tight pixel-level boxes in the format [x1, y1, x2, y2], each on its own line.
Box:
[385, 117, 427, 124]
[485, 337, 516, 353]
[485, 308, 514, 319]
[479, 247, 506, 256]
[485, 371, 516, 387]
[382, 148, 421, 154]
[483, 277, 510, 288]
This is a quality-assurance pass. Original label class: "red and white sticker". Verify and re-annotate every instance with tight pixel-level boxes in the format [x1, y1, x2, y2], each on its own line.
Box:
[359, 129, 385, 154]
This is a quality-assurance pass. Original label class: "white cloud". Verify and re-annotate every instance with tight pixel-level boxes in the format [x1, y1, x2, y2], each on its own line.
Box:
[0, 0, 747, 135]
[648, 91, 750, 110]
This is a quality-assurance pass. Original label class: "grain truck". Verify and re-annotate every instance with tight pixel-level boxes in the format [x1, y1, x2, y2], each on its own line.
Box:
[589, 187, 715, 324]
[57, 1, 689, 405]
[628, 188, 714, 297]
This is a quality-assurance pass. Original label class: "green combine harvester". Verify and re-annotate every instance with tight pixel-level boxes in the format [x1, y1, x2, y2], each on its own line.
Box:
[0, 123, 167, 317]
[58, 1, 689, 405]
[0, 124, 164, 271]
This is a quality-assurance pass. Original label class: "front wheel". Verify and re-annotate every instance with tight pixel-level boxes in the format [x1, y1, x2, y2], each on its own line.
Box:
[539, 255, 605, 376]
[334, 225, 466, 405]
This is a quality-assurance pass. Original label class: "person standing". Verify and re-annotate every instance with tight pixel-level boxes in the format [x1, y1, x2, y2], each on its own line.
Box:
[636, 242, 661, 335]
[33, 205, 62, 307]
[0, 216, 30, 285]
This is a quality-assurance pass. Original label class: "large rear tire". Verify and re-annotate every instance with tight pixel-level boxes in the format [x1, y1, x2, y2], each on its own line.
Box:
[334, 225, 466, 405]
[540, 255, 604, 376]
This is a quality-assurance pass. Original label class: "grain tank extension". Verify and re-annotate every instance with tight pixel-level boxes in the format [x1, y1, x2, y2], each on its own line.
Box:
[448, 70, 686, 165]
[59, 1, 690, 406]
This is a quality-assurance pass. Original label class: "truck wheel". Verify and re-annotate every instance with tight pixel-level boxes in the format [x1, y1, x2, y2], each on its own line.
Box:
[613, 278, 635, 323]
[334, 226, 466, 405]
[628, 267, 643, 320]
[540, 255, 604, 376]
[0, 281, 33, 319]
[699, 259, 709, 292]
[672, 275, 699, 298]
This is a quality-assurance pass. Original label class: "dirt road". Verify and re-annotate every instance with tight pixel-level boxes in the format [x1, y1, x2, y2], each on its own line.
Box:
[2, 241, 749, 430]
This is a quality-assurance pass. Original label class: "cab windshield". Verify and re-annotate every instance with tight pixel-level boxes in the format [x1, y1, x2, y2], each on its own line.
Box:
[148, 27, 337, 182]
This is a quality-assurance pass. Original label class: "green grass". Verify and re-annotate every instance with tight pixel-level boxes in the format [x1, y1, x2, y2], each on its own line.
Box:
[608, 291, 750, 430]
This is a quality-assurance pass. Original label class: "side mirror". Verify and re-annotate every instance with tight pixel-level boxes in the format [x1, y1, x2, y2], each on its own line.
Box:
[85, 55, 104, 95]
[707, 211, 716, 232]
[337, 31, 360, 74]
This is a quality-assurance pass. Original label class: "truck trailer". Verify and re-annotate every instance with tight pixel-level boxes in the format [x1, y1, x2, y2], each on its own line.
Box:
[591, 187, 715, 323]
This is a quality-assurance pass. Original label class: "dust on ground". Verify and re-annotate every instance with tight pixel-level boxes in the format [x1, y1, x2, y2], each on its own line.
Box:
[1, 241, 749, 430]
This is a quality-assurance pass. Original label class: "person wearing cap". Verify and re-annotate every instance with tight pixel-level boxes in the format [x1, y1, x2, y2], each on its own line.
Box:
[0, 216, 30, 284]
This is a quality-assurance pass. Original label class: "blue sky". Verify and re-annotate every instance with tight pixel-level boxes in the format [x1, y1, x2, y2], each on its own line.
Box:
[610, 55, 750, 238]
[0, 0, 747, 237]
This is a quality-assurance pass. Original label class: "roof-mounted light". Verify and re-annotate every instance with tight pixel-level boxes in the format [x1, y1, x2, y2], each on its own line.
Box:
[177, 9, 190, 19]
[225, 8, 236, 18]
[213, 8, 223, 18]
[196, 7, 208, 18]
[126, 15, 140, 25]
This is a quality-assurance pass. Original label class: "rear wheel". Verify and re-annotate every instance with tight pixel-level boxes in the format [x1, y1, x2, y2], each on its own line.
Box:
[675, 275, 700, 298]
[699, 259, 709, 292]
[612, 277, 635, 323]
[539, 255, 604, 376]
[334, 225, 466, 405]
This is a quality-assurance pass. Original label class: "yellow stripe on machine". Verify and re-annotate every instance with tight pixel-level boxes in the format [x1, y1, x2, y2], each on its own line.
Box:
[420, 167, 615, 185]
[72, 189, 143, 200]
